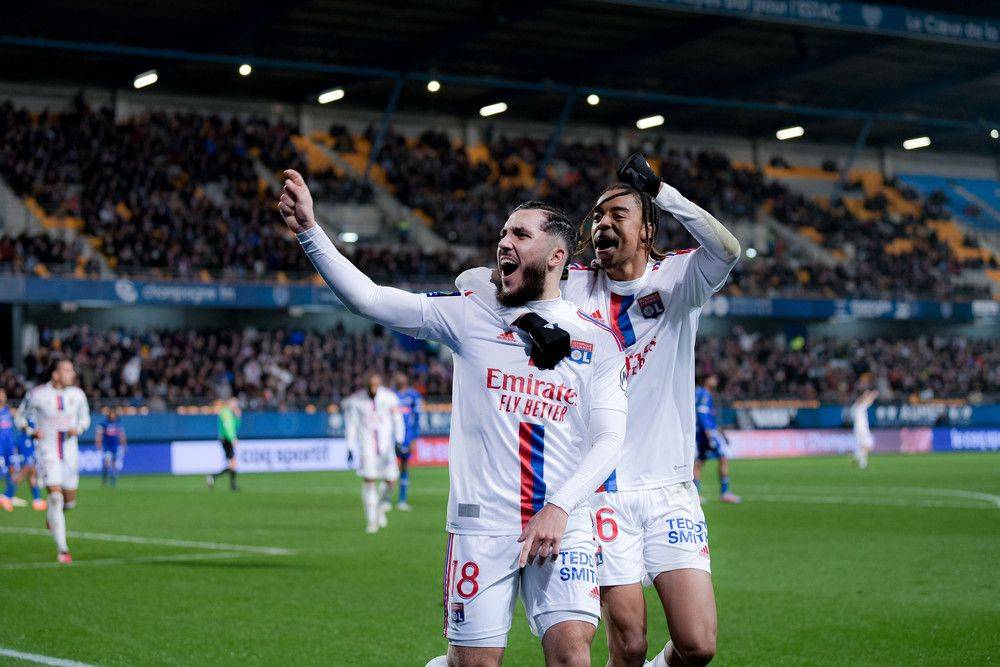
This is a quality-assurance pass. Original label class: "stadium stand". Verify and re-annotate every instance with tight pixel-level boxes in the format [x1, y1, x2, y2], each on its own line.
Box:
[13, 324, 452, 409]
[1, 326, 995, 409]
[898, 174, 1000, 232]
[696, 328, 1000, 405]
[1, 97, 996, 300]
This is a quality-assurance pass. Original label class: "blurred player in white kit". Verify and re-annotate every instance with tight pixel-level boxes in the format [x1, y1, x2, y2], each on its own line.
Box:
[851, 390, 878, 469]
[459, 152, 740, 665]
[279, 168, 628, 666]
[343, 372, 405, 533]
[15, 356, 91, 564]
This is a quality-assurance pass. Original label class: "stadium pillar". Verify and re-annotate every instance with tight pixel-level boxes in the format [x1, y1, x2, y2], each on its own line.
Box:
[833, 116, 874, 200]
[365, 75, 406, 182]
[533, 90, 578, 195]
[0, 304, 20, 370]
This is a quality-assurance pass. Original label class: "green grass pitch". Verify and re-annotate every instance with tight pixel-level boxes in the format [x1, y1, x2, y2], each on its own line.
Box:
[2, 453, 998, 665]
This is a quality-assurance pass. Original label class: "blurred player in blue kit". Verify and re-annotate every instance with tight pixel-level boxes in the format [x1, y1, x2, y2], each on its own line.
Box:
[694, 374, 741, 504]
[1, 390, 47, 512]
[96, 407, 127, 486]
[393, 372, 422, 511]
[0, 389, 15, 511]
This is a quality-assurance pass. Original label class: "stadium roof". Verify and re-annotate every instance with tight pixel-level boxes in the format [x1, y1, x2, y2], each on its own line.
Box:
[3, 0, 1000, 153]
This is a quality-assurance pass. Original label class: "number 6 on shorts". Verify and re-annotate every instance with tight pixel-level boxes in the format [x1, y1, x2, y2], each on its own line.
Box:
[596, 507, 618, 542]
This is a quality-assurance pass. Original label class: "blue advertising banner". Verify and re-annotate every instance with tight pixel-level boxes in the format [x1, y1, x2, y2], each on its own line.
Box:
[4, 275, 997, 322]
[77, 442, 172, 475]
[68, 427, 1000, 479]
[610, 0, 1000, 50]
[932, 428, 1000, 453]
[79, 410, 453, 443]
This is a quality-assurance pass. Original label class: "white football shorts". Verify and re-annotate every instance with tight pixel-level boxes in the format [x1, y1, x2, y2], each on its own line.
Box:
[356, 441, 399, 481]
[442, 506, 600, 647]
[591, 481, 711, 586]
[37, 446, 80, 491]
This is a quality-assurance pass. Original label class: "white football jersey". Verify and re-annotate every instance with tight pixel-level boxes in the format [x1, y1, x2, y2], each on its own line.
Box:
[852, 402, 872, 440]
[562, 248, 725, 490]
[411, 290, 627, 536]
[16, 382, 91, 463]
[343, 386, 404, 456]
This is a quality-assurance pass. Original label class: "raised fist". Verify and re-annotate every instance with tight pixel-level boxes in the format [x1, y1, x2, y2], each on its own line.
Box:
[277, 169, 317, 234]
[616, 152, 662, 198]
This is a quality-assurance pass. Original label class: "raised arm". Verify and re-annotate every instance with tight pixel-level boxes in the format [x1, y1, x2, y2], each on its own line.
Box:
[548, 406, 626, 512]
[74, 392, 91, 436]
[278, 169, 427, 334]
[14, 392, 37, 437]
[618, 153, 740, 288]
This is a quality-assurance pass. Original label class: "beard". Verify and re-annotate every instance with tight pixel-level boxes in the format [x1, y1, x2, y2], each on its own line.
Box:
[496, 258, 547, 307]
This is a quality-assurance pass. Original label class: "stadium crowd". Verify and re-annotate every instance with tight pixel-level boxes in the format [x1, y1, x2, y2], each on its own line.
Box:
[1, 99, 994, 300]
[697, 328, 1000, 405]
[0, 232, 101, 276]
[13, 325, 452, 410]
[0, 326, 994, 409]
[769, 191, 992, 300]
[0, 98, 375, 280]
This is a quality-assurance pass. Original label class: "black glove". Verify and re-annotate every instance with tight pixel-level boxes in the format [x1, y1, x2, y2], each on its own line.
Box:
[512, 312, 571, 370]
[616, 152, 662, 198]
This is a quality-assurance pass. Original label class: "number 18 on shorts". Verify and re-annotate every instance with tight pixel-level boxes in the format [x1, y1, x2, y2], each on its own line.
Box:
[441, 507, 601, 647]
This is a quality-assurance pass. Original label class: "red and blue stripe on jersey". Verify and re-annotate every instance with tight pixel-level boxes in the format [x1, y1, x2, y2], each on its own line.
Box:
[56, 393, 65, 460]
[518, 422, 546, 527]
[442, 533, 455, 637]
[597, 469, 618, 493]
[575, 310, 624, 351]
[609, 293, 637, 348]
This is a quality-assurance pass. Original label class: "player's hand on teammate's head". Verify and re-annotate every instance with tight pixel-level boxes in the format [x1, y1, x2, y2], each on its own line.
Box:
[278, 169, 317, 234]
[616, 152, 663, 198]
[517, 503, 569, 567]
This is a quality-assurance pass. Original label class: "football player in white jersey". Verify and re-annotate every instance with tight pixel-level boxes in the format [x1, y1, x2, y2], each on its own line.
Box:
[851, 390, 878, 469]
[459, 153, 739, 666]
[279, 168, 628, 666]
[15, 356, 91, 564]
[342, 372, 405, 533]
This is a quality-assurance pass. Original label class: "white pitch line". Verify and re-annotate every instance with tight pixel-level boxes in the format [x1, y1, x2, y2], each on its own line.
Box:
[0, 551, 244, 571]
[0, 526, 294, 555]
[0, 647, 95, 667]
[739, 485, 1000, 508]
[744, 493, 995, 510]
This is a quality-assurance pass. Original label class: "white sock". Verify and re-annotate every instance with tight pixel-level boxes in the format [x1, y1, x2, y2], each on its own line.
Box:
[857, 449, 869, 469]
[362, 484, 379, 527]
[647, 641, 671, 667]
[47, 491, 68, 552]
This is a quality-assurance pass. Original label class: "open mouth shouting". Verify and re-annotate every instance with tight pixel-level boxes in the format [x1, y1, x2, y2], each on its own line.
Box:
[593, 232, 619, 260]
[498, 253, 520, 277]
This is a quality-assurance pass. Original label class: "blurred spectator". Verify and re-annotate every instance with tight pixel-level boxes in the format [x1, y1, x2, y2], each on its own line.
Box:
[21, 324, 453, 410]
[3, 327, 994, 409]
[696, 328, 999, 404]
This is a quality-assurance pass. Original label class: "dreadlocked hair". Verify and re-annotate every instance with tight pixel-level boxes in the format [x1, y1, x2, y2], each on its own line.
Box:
[574, 184, 667, 262]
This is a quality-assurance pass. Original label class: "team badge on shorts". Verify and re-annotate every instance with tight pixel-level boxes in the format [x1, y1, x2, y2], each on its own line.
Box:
[637, 292, 665, 318]
[450, 602, 466, 623]
[568, 340, 594, 365]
